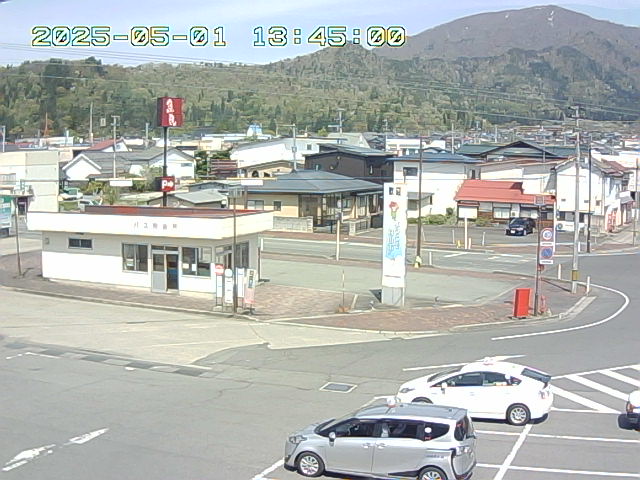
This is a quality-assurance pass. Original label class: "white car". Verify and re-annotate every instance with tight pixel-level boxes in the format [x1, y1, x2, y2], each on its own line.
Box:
[397, 359, 553, 426]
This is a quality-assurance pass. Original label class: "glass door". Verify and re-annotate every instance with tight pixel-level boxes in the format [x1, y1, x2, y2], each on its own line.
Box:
[151, 253, 167, 293]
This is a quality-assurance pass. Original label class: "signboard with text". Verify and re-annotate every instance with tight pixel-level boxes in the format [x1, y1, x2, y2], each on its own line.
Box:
[539, 246, 554, 265]
[156, 97, 184, 127]
[1, 195, 11, 232]
[156, 176, 176, 192]
[382, 183, 407, 288]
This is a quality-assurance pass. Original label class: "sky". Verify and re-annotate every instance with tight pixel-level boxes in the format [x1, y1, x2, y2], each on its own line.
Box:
[0, 0, 639, 66]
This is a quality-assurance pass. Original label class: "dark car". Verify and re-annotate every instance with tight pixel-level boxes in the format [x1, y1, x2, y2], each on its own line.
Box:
[505, 217, 536, 236]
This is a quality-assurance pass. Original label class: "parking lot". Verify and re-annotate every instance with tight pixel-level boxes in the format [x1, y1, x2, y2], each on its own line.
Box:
[257, 364, 640, 480]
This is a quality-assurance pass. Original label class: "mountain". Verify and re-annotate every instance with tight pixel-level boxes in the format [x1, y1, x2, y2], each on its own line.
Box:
[1, 6, 639, 141]
[376, 5, 640, 63]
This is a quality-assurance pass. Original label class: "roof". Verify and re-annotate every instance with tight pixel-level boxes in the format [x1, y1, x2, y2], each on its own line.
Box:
[64, 148, 193, 174]
[86, 138, 126, 151]
[394, 152, 481, 164]
[172, 189, 227, 204]
[312, 143, 395, 157]
[244, 170, 382, 194]
[84, 205, 255, 218]
[458, 140, 573, 159]
[356, 403, 465, 421]
[455, 179, 554, 205]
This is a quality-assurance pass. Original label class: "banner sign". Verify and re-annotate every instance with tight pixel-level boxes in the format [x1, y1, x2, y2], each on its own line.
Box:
[382, 183, 407, 288]
[0, 196, 11, 230]
[156, 97, 184, 127]
[155, 176, 176, 192]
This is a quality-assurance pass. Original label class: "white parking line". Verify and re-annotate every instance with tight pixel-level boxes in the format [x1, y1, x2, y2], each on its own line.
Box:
[551, 386, 617, 413]
[479, 463, 640, 477]
[443, 252, 467, 258]
[477, 430, 640, 444]
[492, 282, 629, 340]
[565, 374, 629, 400]
[493, 423, 532, 480]
[250, 459, 284, 480]
[551, 407, 614, 414]
[600, 370, 640, 388]
[554, 364, 640, 380]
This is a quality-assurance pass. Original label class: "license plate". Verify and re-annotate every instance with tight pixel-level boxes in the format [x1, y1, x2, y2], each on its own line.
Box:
[511, 230, 516, 233]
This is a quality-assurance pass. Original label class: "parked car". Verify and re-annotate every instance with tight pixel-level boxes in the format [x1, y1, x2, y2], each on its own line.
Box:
[505, 217, 536, 236]
[59, 187, 84, 201]
[284, 401, 476, 479]
[618, 390, 640, 431]
[396, 359, 553, 426]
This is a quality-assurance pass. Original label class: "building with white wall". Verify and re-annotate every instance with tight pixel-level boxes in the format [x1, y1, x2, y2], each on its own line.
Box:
[0, 150, 60, 213]
[28, 205, 273, 297]
[392, 152, 481, 217]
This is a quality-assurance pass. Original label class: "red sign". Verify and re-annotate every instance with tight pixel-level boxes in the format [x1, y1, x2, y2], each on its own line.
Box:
[214, 264, 225, 276]
[159, 176, 176, 192]
[156, 97, 184, 127]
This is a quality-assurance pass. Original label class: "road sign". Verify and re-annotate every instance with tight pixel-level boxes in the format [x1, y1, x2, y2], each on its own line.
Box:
[540, 227, 555, 247]
[158, 176, 176, 192]
[539, 246, 554, 265]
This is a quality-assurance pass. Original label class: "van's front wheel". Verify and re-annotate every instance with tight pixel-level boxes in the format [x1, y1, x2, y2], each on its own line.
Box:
[419, 466, 447, 480]
[296, 452, 324, 477]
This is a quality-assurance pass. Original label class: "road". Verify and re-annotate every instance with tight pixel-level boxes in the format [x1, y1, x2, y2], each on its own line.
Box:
[0, 252, 638, 479]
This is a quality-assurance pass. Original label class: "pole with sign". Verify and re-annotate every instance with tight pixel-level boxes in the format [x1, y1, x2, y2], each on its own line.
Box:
[381, 183, 408, 306]
[534, 213, 555, 315]
[156, 97, 184, 207]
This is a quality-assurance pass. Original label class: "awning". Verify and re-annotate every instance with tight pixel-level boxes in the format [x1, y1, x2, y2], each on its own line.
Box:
[408, 191, 434, 200]
[618, 191, 634, 204]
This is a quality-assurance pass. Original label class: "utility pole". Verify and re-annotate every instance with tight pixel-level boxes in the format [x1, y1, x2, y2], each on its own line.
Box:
[89, 102, 94, 145]
[451, 122, 455, 154]
[383, 118, 389, 151]
[13, 196, 22, 276]
[0, 125, 5, 153]
[336, 108, 344, 134]
[571, 107, 581, 294]
[111, 115, 120, 179]
[281, 124, 297, 171]
[415, 136, 424, 266]
[145, 122, 149, 148]
[634, 158, 639, 247]
[587, 137, 593, 253]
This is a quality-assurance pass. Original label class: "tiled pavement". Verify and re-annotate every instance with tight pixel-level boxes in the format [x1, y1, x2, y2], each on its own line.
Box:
[1, 250, 585, 333]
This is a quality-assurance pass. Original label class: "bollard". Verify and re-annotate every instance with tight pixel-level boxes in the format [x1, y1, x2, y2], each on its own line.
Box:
[428, 251, 433, 267]
[467, 237, 472, 249]
[557, 263, 562, 280]
[586, 275, 591, 295]
[482, 231, 486, 247]
[452, 229, 456, 245]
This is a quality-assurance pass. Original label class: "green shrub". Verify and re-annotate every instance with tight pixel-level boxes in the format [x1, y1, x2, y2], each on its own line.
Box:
[475, 217, 492, 227]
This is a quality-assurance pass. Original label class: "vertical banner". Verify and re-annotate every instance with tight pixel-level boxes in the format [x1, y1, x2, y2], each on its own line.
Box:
[382, 183, 408, 289]
[244, 268, 257, 306]
[223, 268, 233, 305]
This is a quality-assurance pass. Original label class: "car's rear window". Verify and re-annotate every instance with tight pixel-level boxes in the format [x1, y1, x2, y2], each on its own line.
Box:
[453, 416, 473, 441]
[521, 367, 551, 386]
[428, 366, 462, 382]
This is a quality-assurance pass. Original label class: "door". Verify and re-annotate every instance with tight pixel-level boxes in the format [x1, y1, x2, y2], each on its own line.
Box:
[166, 253, 179, 290]
[436, 372, 486, 415]
[479, 371, 514, 416]
[325, 419, 377, 475]
[151, 253, 167, 293]
[452, 416, 477, 478]
[371, 420, 430, 477]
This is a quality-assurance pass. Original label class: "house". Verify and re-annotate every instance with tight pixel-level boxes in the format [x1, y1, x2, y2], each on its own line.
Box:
[304, 144, 397, 185]
[392, 151, 481, 218]
[27, 205, 273, 297]
[230, 137, 342, 177]
[385, 136, 446, 156]
[0, 150, 60, 213]
[147, 189, 227, 208]
[454, 180, 554, 222]
[227, 170, 382, 229]
[457, 140, 574, 163]
[85, 138, 129, 153]
[554, 158, 632, 233]
[62, 147, 196, 183]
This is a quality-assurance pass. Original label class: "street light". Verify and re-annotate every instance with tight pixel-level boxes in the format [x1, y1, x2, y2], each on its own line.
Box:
[415, 136, 424, 266]
[280, 124, 298, 171]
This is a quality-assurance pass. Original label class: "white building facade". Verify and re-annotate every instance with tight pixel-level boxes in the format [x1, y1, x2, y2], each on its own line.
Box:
[28, 206, 273, 296]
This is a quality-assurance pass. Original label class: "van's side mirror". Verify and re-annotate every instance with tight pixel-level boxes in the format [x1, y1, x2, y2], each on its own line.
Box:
[329, 431, 336, 443]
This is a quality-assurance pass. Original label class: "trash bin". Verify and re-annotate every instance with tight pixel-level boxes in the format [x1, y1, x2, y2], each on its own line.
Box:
[513, 288, 531, 318]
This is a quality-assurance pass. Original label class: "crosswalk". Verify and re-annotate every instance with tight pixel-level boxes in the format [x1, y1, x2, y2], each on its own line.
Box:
[552, 364, 639, 414]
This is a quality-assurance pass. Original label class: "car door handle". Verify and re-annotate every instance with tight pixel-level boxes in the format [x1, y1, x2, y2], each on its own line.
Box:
[376, 443, 386, 449]
[363, 443, 374, 448]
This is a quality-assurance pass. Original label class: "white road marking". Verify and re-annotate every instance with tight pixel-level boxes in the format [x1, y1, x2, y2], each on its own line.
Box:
[443, 252, 466, 258]
[5, 352, 59, 360]
[1, 428, 108, 472]
[65, 428, 108, 445]
[600, 370, 640, 388]
[565, 374, 629, 400]
[492, 423, 531, 480]
[551, 386, 617, 413]
[479, 463, 640, 477]
[554, 363, 640, 380]
[403, 355, 525, 372]
[477, 429, 640, 444]
[492, 282, 629, 340]
[251, 459, 284, 480]
[551, 407, 614, 414]
[2, 445, 55, 472]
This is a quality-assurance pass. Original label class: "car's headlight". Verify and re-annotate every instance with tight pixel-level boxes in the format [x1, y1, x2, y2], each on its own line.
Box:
[288, 434, 307, 445]
[399, 387, 415, 394]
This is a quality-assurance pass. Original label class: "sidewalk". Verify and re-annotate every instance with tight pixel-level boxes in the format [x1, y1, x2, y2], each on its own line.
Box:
[1, 248, 585, 334]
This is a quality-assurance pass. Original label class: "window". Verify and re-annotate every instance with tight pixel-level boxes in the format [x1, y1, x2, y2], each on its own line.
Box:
[273, 201, 282, 211]
[68, 238, 92, 249]
[387, 421, 420, 439]
[215, 245, 232, 269]
[247, 199, 264, 210]
[306, 144, 313, 150]
[482, 372, 508, 386]
[403, 167, 418, 177]
[357, 196, 367, 207]
[334, 420, 376, 438]
[122, 243, 148, 272]
[408, 200, 418, 211]
[446, 373, 483, 387]
[235, 242, 250, 269]
[493, 206, 511, 219]
[182, 247, 212, 277]
[180, 162, 192, 167]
